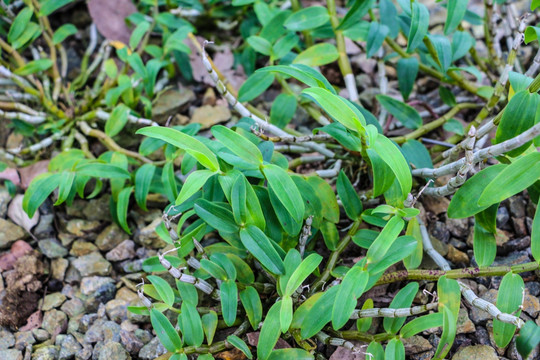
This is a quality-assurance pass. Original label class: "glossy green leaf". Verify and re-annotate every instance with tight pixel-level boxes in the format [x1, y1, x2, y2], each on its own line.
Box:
[403, 217, 423, 270]
[407, 1, 429, 52]
[147, 275, 174, 307]
[116, 186, 133, 234]
[397, 57, 418, 101]
[221, 280, 238, 327]
[293, 43, 339, 67]
[247, 35, 272, 56]
[478, 152, 540, 207]
[226, 254, 254, 284]
[336, 170, 363, 220]
[130, 21, 151, 50]
[444, 0, 468, 34]
[525, 26, 540, 44]
[516, 321, 540, 358]
[14, 59, 53, 76]
[272, 33, 299, 59]
[136, 127, 220, 172]
[211, 253, 237, 281]
[366, 342, 384, 360]
[240, 225, 285, 275]
[385, 338, 405, 360]
[270, 93, 297, 128]
[75, 162, 131, 179]
[448, 164, 506, 218]
[494, 273, 524, 347]
[39, 0, 73, 16]
[366, 22, 389, 58]
[384, 282, 419, 334]
[263, 164, 304, 224]
[338, 0, 375, 30]
[54, 171, 75, 206]
[532, 206, 540, 263]
[321, 220, 339, 251]
[284, 6, 329, 31]
[258, 301, 282, 360]
[356, 299, 374, 332]
[176, 170, 215, 205]
[105, 104, 130, 137]
[533, 0, 540, 10]
[434, 276, 460, 359]
[376, 95, 422, 129]
[177, 281, 198, 306]
[451, 31, 475, 61]
[366, 216, 404, 264]
[8, 8, 32, 44]
[300, 286, 339, 339]
[238, 72, 275, 102]
[150, 308, 182, 352]
[240, 286, 263, 330]
[227, 335, 252, 359]
[23, 173, 62, 218]
[285, 253, 322, 296]
[194, 199, 239, 234]
[268, 349, 313, 360]
[162, 161, 178, 201]
[52, 24, 77, 45]
[332, 267, 369, 329]
[280, 295, 293, 332]
[306, 176, 339, 223]
[202, 311, 218, 345]
[212, 125, 263, 165]
[179, 302, 204, 347]
[134, 164, 155, 211]
[400, 312, 443, 338]
[201, 259, 228, 281]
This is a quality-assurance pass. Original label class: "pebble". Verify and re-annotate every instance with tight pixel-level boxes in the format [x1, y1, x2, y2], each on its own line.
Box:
[511, 217, 528, 237]
[429, 221, 450, 243]
[102, 321, 122, 343]
[0, 188, 11, 217]
[119, 260, 142, 273]
[38, 238, 68, 259]
[445, 217, 469, 238]
[75, 345, 92, 360]
[84, 319, 107, 344]
[96, 341, 131, 360]
[452, 345, 498, 360]
[0, 328, 16, 349]
[34, 213, 55, 238]
[41, 293, 67, 311]
[72, 252, 112, 276]
[105, 240, 136, 262]
[14, 332, 35, 350]
[0, 219, 26, 249]
[60, 298, 86, 318]
[522, 293, 540, 318]
[66, 219, 100, 237]
[525, 282, 540, 297]
[96, 224, 126, 252]
[31, 345, 59, 360]
[120, 330, 144, 355]
[31, 329, 49, 342]
[475, 326, 491, 346]
[138, 337, 167, 360]
[456, 308, 475, 334]
[51, 258, 69, 281]
[58, 334, 82, 360]
[507, 197, 526, 218]
[80, 278, 116, 312]
[41, 310, 68, 336]
[70, 240, 98, 257]
[447, 245, 469, 265]
[78, 314, 98, 333]
[496, 207, 510, 228]
[403, 335, 432, 354]
[0, 349, 23, 360]
[83, 196, 111, 222]
[105, 299, 129, 323]
[136, 218, 166, 249]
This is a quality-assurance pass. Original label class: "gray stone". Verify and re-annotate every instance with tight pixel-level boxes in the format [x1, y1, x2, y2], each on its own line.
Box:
[0, 349, 22, 360]
[138, 337, 167, 360]
[134, 329, 152, 345]
[493, 251, 530, 267]
[105, 240, 135, 262]
[102, 321, 122, 343]
[42, 293, 66, 311]
[72, 252, 112, 276]
[105, 299, 129, 323]
[79, 314, 98, 333]
[508, 197, 526, 218]
[83, 320, 121, 344]
[75, 345, 93, 360]
[70, 240, 98, 257]
[452, 345, 498, 360]
[522, 293, 540, 318]
[83, 196, 111, 222]
[0, 328, 15, 349]
[81, 277, 116, 296]
[0, 218, 26, 249]
[96, 341, 131, 360]
[31, 329, 49, 342]
[66, 219, 100, 237]
[120, 330, 144, 355]
[31, 345, 59, 360]
[42, 310, 68, 336]
[120, 260, 142, 273]
[61, 298, 86, 318]
[38, 238, 68, 259]
[64, 263, 82, 284]
[446, 217, 469, 238]
[84, 319, 107, 344]
[525, 282, 540, 297]
[14, 332, 34, 351]
[497, 206, 510, 227]
[51, 258, 69, 281]
[58, 334, 82, 360]
[96, 224, 126, 251]
[403, 335, 432, 355]
[0, 188, 11, 217]
[34, 213, 55, 238]
[80, 277, 116, 312]
[456, 308, 475, 334]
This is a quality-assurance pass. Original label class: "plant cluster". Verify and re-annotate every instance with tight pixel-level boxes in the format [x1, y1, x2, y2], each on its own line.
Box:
[1, 0, 540, 359]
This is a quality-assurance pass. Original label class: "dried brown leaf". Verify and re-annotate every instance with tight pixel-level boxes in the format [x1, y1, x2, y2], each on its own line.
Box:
[18, 160, 49, 189]
[87, 0, 137, 44]
[8, 194, 39, 233]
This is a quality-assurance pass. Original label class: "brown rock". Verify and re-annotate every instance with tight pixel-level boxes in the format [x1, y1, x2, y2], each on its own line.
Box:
[191, 105, 231, 129]
[456, 308, 475, 334]
[447, 245, 469, 265]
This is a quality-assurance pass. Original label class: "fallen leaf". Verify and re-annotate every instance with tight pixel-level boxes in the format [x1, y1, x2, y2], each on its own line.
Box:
[0, 168, 20, 187]
[329, 341, 368, 360]
[0, 240, 32, 271]
[8, 194, 39, 233]
[87, 0, 137, 44]
[19, 310, 42, 332]
[246, 332, 291, 349]
[18, 160, 49, 189]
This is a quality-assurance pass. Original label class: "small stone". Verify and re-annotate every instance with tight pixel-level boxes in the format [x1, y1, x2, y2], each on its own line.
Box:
[105, 240, 135, 262]
[60, 298, 85, 318]
[136, 218, 166, 249]
[446, 217, 469, 238]
[84, 319, 106, 344]
[34, 212, 55, 239]
[138, 337, 167, 360]
[522, 293, 540, 318]
[452, 345, 498, 360]
[97, 341, 131, 360]
[120, 330, 144, 355]
[41, 293, 67, 311]
[511, 217, 527, 237]
[0, 328, 15, 349]
[80, 277, 115, 296]
[65, 219, 100, 237]
[51, 258, 69, 281]
[456, 308, 475, 334]
[14, 332, 34, 351]
[41, 310, 68, 336]
[78, 314, 98, 333]
[105, 299, 129, 323]
[447, 245, 469, 265]
[475, 326, 491, 346]
[191, 105, 231, 129]
[80, 277, 116, 312]
[0, 188, 11, 217]
[470, 289, 498, 324]
[493, 251, 530, 267]
[525, 282, 540, 297]
[31, 345, 59, 360]
[0, 349, 22, 360]
[102, 321, 122, 343]
[429, 221, 450, 243]
[96, 224, 126, 251]
[120, 260, 142, 273]
[153, 89, 195, 123]
[31, 329, 49, 342]
[72, 252, 112, 276]
[0, 219, 26, 249]
[70, 240, 98, 257]
[501, 236, 531, 254]
[422, 196, 450, 215]
[449, 238, 467, 250]
[58, 334, 82, 360]
[410, 350, 435, 360]
[403, 335, 432, 354]
[496, 206, 510, 227]
[82, 196, 111, 222]
[507, 197, 526, 218]
[38, 238, 68, 259]
[75, 345, 92, 360]
[120, 321, 137, 332]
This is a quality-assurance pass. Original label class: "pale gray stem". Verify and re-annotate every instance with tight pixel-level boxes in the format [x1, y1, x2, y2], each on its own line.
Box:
[351, 303, 438, 319]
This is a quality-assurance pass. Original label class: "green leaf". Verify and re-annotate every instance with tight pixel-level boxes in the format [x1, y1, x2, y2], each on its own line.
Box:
[130, 21, 151, 50]
[284, 6, 329, 31]
[321, 220, 339, 250]
[258, 301, 282, 360]
[240, 286, 263, 330]
[533, 0, 540, 10]
[150, 308, 182, 352]
[176, 170, 215, 205]
[532, 205, 540, 263]
[495, 91, 539, 157]
[401, 139, 433, 170]
[448, 164, 506, 218]
[478, 152, 540, 207]
[147, 275, 175, 307]
[39, 0, 74, 16]
[221, 280, 238, 327]
[300, 286, 339, 339]
[525, 26, 540, 44]
[444, 0, 469, 35]
[516, 321, 540, 358]
[179, 302, 204, 347]
[366, 216, 405, 264]
[270, 93, 297, 128]
[52, 24, 77, 45]
[366, 22, 389, 58]
[202, 311, 218, 345]
[247, 36, 273, 56]
[116, 186, 133, 234]
[194, 199, 239, 234]
[23, 173, 62, 218]
[272, 33, 299, 59]
[397, 57, 418, 101]
[366, 342, 384, 360]
[494, 273, 524, 348]
[14, 59, 53, 76]
[293, 43, 339, 67]
[75, 162, 131, 179]
[240, 225, 285, 275]
[368, 149, 395, 197]
[105, 104, 130, 137]
[356, 299, 374, 332]
[331, 267, 369, 329]
[385, 338, 405, 360]
[136, 127, 220, 172]
[302, 88, 365, 133]
[238, 72, 275, 102]
[177, 282, 198, 306]
[262, 164, 304, 224]
[227, 335, 252, 359]
[8, 8, 32, 44]
[201, 259, 228, 280]
[134, 164, 155, 211]
[162, 161, 178, 201]
[434, 276, 460, 359]
[212, 125, 263, 165]
[11, 22, 40, 50]
[400, 312, 443, 338]
[280, 295, 293, 332]
[268, 349, 313, 360]
[371, 134, 412, 199]
[376, 95, 422, 129]
[54, 171, 76, 206]
[451, 31, 475, 61]
[306, 176, 339, 223]
[407, 1, 430, 52]
[284, 253, 322, 296]
[336, 170, 362, 220]
[384, 282, 419, 334]
[443, 118, 464, 135]
[338, 0, 375, 31]
[403, 217, 423, 270]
